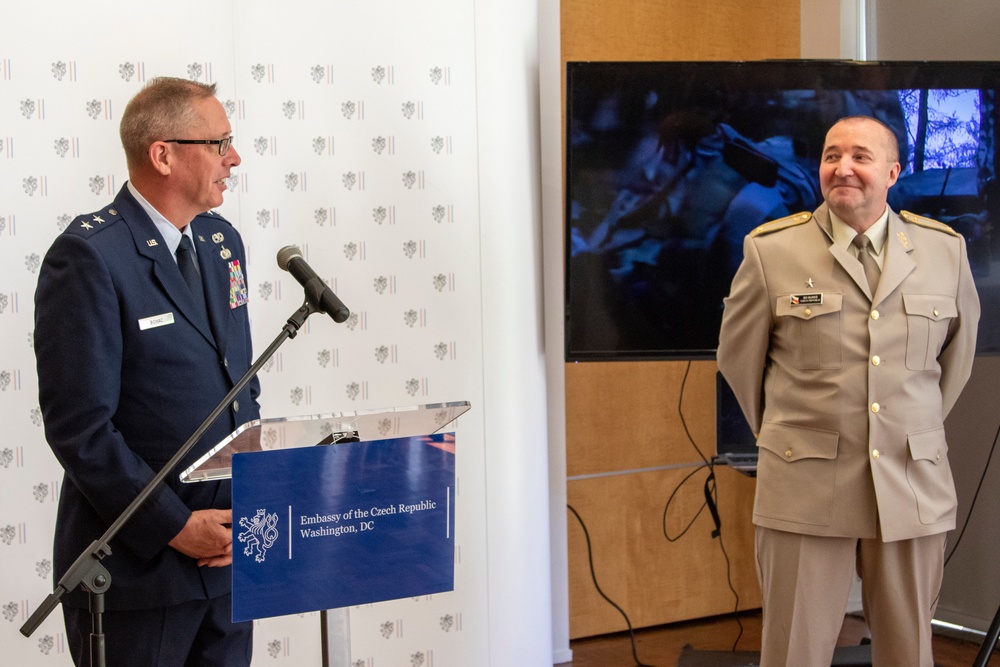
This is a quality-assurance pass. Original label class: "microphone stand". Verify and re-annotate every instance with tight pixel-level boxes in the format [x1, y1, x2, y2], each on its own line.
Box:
[973, 601, 1000, 667]
[21, 299, 324, 667]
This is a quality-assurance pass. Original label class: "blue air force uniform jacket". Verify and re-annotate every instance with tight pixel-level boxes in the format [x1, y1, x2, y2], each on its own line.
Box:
[34, 184, 260, 610]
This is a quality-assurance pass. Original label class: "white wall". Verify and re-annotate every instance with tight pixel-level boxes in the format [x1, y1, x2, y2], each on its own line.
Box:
[0, 1, 552, 665]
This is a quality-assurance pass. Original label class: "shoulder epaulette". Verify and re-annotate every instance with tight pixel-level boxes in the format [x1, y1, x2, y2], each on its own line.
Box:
[749, 211, 812, 238]
[67, 206, 123, 236]
[900, 210, 959, 237]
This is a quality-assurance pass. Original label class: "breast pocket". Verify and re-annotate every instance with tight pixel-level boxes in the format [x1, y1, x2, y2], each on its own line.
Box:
[902, 294, 956, 370]
[775, 293, 843, 370]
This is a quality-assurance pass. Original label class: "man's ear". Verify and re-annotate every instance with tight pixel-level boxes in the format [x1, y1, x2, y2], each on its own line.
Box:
[148, 141, 172, 176]
[886, 160, 901, 188]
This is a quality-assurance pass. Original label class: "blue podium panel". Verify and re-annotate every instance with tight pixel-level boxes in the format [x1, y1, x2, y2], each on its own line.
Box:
[231, 433, 456, 622]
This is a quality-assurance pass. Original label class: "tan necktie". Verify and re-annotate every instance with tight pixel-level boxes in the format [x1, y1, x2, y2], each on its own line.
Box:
[851, 233, 880, 294]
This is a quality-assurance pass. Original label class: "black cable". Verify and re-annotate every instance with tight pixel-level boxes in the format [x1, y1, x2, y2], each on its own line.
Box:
[568, 504, 656, 667]
[944, 416, 999, 568]
[660, 360, 744, 649]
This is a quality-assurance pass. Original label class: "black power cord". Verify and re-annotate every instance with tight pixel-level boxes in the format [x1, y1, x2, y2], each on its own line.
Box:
[660, 360, 744, 651]
[568, 503, 656, 667]
[944, 416, 999, 568]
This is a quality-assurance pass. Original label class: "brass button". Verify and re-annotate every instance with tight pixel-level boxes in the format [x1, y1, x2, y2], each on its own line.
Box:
[871, 403, 880, 413]
[233, 400, 240, 413]
[804, 308, 812, 317]
[872, 355, 881, 366]
[223, 357, 229, 368]
[785, 449, 793, 458]
[933, 308, 940, 317]
[872, 449, 880, 460]
[871, 310, 880, 320]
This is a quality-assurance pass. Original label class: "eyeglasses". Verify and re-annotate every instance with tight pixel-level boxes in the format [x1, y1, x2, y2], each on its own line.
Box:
[163, 136, 234, 156]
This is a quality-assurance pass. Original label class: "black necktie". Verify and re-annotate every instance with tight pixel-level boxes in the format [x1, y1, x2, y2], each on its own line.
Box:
[176, 235, 208, 321]
[852, 233, 880, 294]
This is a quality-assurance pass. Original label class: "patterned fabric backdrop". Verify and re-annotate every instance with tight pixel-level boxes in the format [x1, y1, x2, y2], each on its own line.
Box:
[0, 1, 519, 664]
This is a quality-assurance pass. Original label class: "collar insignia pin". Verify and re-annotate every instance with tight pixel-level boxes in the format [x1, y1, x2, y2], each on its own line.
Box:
[806, 278, 815, 288]
[147, 239, 158, 247]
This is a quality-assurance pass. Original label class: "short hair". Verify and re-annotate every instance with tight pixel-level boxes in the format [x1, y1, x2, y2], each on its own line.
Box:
[831, 115, 901, 163]
[119, 77, 218, 171]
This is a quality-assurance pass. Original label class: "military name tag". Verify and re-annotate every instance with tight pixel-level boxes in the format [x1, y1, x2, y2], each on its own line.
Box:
[138, 312, 175, 330]
[790, 293, 823, 306]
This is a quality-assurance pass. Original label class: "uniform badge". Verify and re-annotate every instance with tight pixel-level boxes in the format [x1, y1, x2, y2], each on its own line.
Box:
[229, 260, 249, 309]
[897, 231, 910, 249]
[81, 220, 93, 230]
[790, 293, 823, 306]
[146, 239, 159, 247]
[220, 245, 232, 260]
[212, 232, 225, 244]
[92, 215, 105, 224]
[806, 278, 815, 288]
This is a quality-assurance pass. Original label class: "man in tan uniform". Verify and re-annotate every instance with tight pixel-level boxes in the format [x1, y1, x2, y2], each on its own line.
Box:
[718, 116, 980, 666]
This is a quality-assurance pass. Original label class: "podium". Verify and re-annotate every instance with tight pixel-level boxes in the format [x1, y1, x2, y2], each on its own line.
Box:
[180, 400, 470, 667]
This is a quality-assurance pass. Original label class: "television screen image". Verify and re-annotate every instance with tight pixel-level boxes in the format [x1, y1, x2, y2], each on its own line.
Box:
[565, 60, 1000, 360]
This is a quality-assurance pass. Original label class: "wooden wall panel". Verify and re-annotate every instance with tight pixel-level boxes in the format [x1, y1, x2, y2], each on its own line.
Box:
[562, 0, 801, 62]
[561, 0, 800, 639]
[567, 465, 760, 638]
[566, 361, 716, 477]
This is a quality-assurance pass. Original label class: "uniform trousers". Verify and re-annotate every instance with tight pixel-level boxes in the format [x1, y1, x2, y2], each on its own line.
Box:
[755, 526, 946, 667]
[63, 593, 252, 667]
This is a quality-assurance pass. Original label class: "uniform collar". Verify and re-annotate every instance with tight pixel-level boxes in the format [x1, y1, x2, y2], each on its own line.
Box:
[829, 206, 890, 258]
[127, 181, 196, 257]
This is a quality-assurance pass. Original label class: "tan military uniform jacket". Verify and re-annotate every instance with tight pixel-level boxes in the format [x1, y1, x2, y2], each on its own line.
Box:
[718, 203, 980, 541]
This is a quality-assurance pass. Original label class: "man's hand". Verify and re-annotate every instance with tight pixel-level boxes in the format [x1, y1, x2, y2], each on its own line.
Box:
[168, 508, 234, 567]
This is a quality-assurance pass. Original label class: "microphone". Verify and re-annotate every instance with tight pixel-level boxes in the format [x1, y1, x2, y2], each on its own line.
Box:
[276, 246, 350, 323]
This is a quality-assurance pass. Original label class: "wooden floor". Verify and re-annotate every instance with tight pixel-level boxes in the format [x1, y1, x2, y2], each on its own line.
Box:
[565, 611, 997, 666]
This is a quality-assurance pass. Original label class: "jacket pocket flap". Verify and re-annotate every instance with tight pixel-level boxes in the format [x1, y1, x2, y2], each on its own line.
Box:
[908, 427, 948, 464]
[902, 294, 957, 321]
[776, 293, 843, 320]
[758, 421, 839, 462]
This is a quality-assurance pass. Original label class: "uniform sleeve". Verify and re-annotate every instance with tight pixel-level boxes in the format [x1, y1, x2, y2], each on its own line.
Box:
[34, 233, 191, 562]
[717, 234, 773, 434]
[938, 233, 980, 418]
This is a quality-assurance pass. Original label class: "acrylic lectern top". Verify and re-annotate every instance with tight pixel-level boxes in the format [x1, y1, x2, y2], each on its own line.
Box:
[179, 400, 471, 483]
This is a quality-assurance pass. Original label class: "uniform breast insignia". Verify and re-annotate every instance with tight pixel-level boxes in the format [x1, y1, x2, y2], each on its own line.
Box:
[749, 211, 812, 238]
[212, 232, 225, 244]
[806, 278, 815, 288]
[791, 293, 823, 306]
[229, 259, 249, 309]
[900, 210, 959, 237]
[220, 245, 232, 260]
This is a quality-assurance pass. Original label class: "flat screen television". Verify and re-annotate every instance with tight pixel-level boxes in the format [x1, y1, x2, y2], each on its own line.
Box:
[565, 60, 1000, 361]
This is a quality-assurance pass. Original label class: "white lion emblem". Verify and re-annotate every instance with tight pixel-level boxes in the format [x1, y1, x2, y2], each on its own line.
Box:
[238, 509, 279, 562]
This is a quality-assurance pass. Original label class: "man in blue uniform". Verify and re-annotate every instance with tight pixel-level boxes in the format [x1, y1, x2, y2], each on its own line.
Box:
[35, 76, 260, 666]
